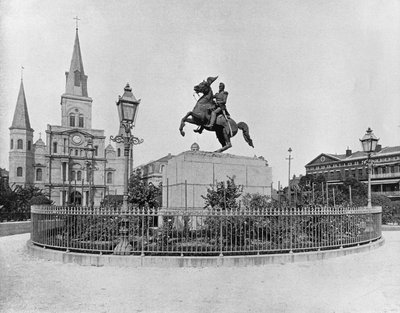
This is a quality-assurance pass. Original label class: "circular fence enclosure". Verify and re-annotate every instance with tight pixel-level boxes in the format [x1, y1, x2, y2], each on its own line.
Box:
[29, 205, 382, 266]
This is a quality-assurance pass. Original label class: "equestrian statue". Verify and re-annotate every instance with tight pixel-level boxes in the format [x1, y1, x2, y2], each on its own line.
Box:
[179, 76, 254, 153]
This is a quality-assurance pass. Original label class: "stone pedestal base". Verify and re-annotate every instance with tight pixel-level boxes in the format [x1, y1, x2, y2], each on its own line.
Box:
[162, 151, 272, 210]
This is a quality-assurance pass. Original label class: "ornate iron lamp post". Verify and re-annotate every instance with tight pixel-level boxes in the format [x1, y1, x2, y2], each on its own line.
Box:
[85, 139, 94, 207]
[360, 127, 379, 209]
[111, 83, 143, 255]
[286, 148, 293, 206]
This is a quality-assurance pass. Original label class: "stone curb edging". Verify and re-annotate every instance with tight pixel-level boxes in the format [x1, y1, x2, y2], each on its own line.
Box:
[26, 238, 385, 268]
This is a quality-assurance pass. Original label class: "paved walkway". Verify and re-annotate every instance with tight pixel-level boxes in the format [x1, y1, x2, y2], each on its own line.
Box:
[1, 232, 399, 313]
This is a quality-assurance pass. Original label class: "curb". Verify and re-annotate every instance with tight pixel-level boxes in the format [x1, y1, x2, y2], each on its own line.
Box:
[27, 237, 385, 268]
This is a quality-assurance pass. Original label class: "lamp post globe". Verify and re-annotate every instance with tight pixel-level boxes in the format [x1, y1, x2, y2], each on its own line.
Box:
[360, 127, 379, 154]
[359, 127, 379, 209]
[116, 83, 141, 132]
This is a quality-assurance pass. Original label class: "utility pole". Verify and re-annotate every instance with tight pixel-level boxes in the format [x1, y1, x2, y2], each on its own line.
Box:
[286, 148, 293, 206]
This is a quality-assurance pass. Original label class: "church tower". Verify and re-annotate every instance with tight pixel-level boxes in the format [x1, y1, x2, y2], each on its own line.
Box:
[9, 79, 35, 187]
[60, 27, 93, 129]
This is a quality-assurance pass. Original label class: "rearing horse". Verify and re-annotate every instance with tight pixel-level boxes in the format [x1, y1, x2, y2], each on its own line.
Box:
[179, 77, 254, 153]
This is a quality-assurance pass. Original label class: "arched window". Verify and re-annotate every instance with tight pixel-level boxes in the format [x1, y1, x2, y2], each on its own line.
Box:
[36, 168, 42, 181]
[28, 141, 31, 150]
[71, 171, 76, 181]
[10, 139, 13, 149]
[160, 165, 165, 173]
[69, 114, 75, 127]
[78, 115, 84, 127]
[117, 148, 121, 157]
[107, 172, 113, 184]
[17, 167, 23, 177]
[17, 139, 23, 149]
[53, 142, 58, 153]
[77, 171, 82, 181]
[74, 70, 81, 86]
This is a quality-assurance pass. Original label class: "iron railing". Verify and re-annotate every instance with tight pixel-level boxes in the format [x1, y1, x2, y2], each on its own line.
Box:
[31, 205, 382, 256]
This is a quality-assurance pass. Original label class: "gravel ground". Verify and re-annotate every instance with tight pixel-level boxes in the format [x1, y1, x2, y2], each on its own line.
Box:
[1, 232, 400, 313]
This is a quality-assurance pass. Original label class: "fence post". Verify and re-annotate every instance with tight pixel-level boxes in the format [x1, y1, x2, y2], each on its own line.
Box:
[219, 209, 223, 257]
[141, 209, 145, 257]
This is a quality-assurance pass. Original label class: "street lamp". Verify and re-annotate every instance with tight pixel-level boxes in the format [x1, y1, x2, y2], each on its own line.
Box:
[286, 148, 293, 206]
[111, 83, 143, 255]
[85, 139, 94, 207]
[360, 127, 379, 209]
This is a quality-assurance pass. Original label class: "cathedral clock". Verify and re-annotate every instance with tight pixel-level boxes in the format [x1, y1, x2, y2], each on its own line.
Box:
[72, 135, 82, 145]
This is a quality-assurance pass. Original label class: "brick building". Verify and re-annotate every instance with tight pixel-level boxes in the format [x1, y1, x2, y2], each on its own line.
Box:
[305, 145, 400, 200]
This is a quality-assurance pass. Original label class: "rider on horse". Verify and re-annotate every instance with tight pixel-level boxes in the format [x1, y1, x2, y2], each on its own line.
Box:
[205, 82, 230, 128]
[194, 81, 230, 133]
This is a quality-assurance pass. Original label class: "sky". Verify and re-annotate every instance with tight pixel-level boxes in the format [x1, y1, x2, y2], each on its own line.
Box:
[1, 0, 400, 187]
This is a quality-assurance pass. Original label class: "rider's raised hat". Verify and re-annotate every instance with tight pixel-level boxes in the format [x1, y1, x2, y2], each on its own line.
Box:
[206, 76, 218, 85]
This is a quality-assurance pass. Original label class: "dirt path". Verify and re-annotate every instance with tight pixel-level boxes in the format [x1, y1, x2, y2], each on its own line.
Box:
[1, 232, 400, 313]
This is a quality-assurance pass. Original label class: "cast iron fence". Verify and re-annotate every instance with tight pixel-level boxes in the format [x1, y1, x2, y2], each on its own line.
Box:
[31, 205, 382, 256]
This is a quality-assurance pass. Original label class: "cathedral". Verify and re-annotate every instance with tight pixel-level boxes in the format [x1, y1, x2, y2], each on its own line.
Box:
[8, 27, 131, 206]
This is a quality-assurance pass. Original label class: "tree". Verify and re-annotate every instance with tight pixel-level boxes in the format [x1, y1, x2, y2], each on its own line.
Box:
[0, 184, 52, 221]
[372, 194, 396, 224]
[128, 171, 161, 208]
[202, 176, 243, 210]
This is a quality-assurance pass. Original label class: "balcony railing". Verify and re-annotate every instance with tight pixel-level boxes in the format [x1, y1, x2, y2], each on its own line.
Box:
[30, 205, 382, 256]
[371, 172, 400, 179]
[372, 191, 400, 197]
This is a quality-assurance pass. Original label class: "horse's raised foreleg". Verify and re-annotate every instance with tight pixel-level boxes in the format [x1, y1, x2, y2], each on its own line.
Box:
[179, 111, 193, 136]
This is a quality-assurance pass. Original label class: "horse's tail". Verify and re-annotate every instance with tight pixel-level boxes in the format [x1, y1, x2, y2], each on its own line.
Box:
[237, 122, 254, 148]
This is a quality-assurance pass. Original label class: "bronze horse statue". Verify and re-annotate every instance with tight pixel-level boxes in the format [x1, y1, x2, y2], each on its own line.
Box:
[179, 77, 254, 153]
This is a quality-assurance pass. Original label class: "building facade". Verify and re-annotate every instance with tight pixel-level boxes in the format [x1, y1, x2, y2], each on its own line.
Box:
[134, 153, 174, 186]
[8, 28, 129, 205]
[305, 145, 400, 200]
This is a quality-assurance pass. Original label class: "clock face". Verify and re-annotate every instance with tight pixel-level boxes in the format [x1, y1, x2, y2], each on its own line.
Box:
[72, 135, 82, 144]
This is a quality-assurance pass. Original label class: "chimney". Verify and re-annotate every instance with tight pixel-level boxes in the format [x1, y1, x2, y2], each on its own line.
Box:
[346, 147, 352, 157]
[375, 144, 382, 152]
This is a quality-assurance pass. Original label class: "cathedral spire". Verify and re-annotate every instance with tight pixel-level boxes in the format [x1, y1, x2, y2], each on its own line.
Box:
[65, 27, 88, 97]
[10, 79, 33, 131]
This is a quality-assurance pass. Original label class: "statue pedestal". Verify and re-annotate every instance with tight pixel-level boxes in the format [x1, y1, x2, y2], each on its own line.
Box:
[162, 151, 272, 210]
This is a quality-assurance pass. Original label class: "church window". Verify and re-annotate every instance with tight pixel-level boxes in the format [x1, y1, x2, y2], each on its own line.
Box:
[94, 146, 98, 157]
[69, 114, 75, 127]
[17, 139, 23, 149]
[28, 141, 31, 150]
[75, 149, 78, 156]
[78, 115, 84, 127]
[71, 171, 76, 181]
[117, 148, 121, 157]
[107, 172, 113, 184]
[62, 163, 67, 181]
[17, 167, 23, 177]
[36, 168, 42, 181]
[74, 70, 81, 87]
[10, 139, 13, 149]
[53, 142, 58, 153]
[77, 171, 82, 181]
[64, 138, 67, 154]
